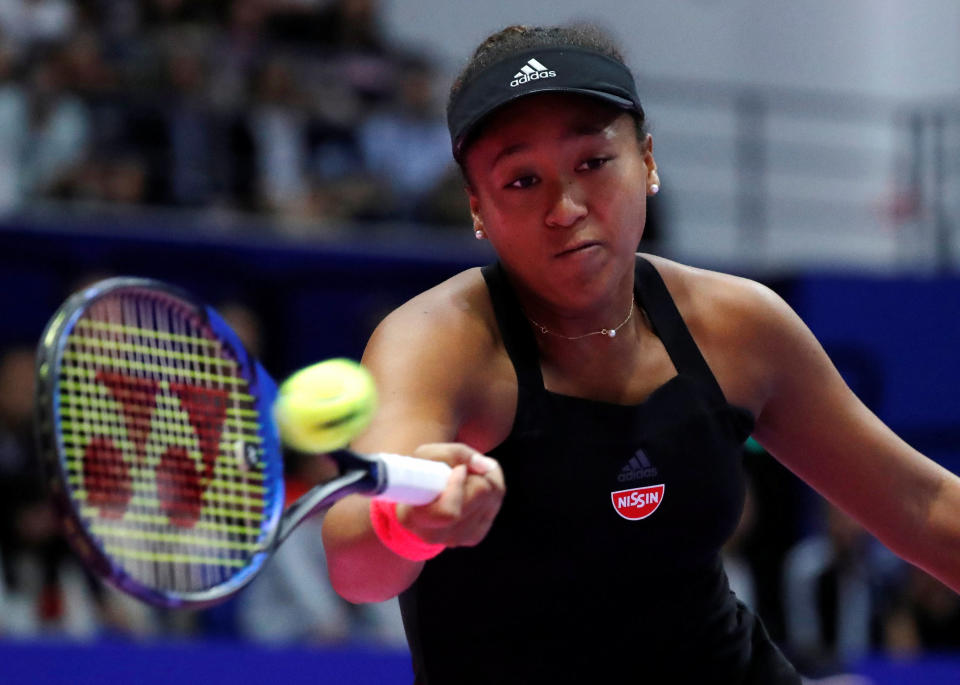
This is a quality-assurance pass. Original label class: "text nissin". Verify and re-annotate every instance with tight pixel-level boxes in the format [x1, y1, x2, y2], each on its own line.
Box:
[618, 490, 659, 508]
[610, 484, 665, 521]
[510, 71, 557, 87]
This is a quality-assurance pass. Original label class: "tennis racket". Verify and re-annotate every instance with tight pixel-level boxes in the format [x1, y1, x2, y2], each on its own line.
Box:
[34, 277, 451, 609]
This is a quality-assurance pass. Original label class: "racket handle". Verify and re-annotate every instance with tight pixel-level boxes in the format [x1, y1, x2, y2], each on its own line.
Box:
[373, 453, 452, 505]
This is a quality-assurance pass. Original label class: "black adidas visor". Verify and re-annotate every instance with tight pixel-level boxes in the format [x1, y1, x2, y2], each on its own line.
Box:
[448, 47, 644, 163]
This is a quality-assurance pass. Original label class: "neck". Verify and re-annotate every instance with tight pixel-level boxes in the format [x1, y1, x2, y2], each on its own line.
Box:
[498, 258, 640, 346]
[533, 305, 649, 401]
[527, 297, 636, 341]
[515, 270, 638, 342]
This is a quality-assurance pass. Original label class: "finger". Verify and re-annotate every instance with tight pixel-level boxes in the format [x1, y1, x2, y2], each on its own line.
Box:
[412, 443, 477, 468]
[432, 463, 468, 522]
[399, 464, 468, 542]
[462, 470, 504, 508]
[446, 504, 500, 547]
[461, 462, 506, 520]
[447, 473, 505, 547]
[468, 452, 500, 476]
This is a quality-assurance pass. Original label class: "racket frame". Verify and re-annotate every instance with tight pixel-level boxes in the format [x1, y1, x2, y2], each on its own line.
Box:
[34, 277, 292, 608]
[35, 277, 433, 609]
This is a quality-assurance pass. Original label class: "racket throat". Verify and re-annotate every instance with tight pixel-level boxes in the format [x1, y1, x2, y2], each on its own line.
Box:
[275, 467, 374, 547]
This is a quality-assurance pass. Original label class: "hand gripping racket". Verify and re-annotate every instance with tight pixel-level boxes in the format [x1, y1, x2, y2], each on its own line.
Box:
[34, 277, 451, 609]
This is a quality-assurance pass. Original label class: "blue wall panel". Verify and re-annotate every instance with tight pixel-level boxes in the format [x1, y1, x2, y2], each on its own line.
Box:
[0, 640, 412, 685]
[790, 274, 960, 471]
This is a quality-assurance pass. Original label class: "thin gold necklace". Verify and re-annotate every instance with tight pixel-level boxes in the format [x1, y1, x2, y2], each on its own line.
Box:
[527, 299, 635, 340]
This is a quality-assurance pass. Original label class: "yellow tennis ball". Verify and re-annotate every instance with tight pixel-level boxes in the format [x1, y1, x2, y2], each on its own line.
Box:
[274, 358, 378, 453]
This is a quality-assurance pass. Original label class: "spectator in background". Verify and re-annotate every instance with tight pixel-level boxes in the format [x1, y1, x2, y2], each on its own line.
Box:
[0, 45, 92, 209]
[259, 0, 397, 108]
[322, 0, 385, 53]
[0, 0, 457, 228]
[722, 476, 757, 611]
[884, 567, 960, 655]
[0, 346, 37, 589]
[0, 345, 98, 636]
[783, 502, 901, 675]
[57, 28, 119, 98]
[56, 27, 121, 143]
[0, 34, 26, 211]
[136, 0, 220, 31]
[358, 55, 455, 222]
[19, 50, 91, 204]
[0, 0, 77, 56]
[738, 437, 807, 644]
[52, 27, 154, 210]
[248, 54, 310, 217]
[158, 30, 224, 208]
[207, 0, 269, 113]
[314, 0, 398, 109]
[95, 151, 149, 206]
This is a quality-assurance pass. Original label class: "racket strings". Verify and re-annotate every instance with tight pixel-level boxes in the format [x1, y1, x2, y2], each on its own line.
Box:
[59, 289, 268, 595]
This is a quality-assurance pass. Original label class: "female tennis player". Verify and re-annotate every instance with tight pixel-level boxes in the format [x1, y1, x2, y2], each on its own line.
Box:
[322, 24, 960, 683]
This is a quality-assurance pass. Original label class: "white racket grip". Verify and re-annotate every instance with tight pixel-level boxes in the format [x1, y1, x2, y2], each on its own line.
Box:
[373, 453, 452, 505]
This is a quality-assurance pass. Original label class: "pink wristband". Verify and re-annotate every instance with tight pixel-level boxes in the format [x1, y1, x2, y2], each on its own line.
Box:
[370, 499, 445, 561]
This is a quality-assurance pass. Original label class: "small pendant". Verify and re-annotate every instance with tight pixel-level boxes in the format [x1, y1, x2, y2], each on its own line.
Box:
[606, 329, 615, 337]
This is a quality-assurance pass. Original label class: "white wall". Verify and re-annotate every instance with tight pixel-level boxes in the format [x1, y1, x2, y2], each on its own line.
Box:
[383, 0, 960, 100]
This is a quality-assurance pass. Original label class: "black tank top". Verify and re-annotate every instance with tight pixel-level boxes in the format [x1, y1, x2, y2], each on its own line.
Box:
[399, 257, 801, 684]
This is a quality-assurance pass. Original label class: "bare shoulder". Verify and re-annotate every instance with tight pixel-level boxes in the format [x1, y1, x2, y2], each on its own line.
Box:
[639, 254, 796, 413]
[639, 254, 786, 327]
[366, 267, 498, 363]
[358, 267, 513, 453]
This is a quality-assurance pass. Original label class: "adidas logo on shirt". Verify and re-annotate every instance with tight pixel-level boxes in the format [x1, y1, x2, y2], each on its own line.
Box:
[618, 449, 659, 482]
[510, 58, 557, 87]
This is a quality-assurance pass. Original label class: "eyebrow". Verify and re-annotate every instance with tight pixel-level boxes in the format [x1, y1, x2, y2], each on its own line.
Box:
[489, 124, 610, 169]
[491, 142, 529, 168]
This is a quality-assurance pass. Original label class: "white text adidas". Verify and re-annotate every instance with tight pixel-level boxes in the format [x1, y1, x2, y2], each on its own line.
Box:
[510, 58, 557, 88]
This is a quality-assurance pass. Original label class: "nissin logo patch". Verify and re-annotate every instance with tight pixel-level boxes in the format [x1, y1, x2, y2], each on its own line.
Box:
[611, 484, 665, 521]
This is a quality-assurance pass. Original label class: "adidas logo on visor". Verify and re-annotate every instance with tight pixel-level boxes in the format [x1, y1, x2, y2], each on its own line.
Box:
[510, 58, 557, 88]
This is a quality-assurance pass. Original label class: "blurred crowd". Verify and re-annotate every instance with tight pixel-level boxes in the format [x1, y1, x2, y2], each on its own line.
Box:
[2, 336, 960, 670]
[723, 441, 960, 677]
[0, 0, 469, 231]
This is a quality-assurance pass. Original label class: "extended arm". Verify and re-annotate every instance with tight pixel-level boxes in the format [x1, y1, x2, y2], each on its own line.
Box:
[321, 275, 506, 603]
[747, 284, 960, 592]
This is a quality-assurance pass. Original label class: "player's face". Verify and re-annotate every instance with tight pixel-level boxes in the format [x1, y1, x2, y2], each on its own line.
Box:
[463, 94, 658, 312]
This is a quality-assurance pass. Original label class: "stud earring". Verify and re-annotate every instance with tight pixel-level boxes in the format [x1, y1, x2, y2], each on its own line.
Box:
[474, 228, 486, 240]
[649, 184, 660, 196]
